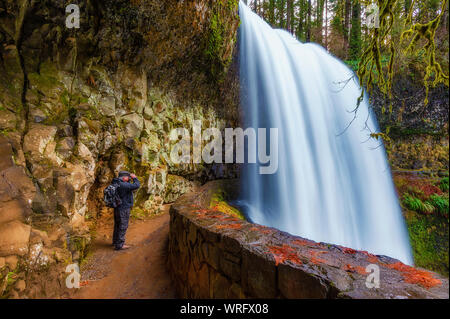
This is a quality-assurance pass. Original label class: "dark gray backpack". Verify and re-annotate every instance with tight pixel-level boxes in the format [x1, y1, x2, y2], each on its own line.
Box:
[104, 183, 122, 208]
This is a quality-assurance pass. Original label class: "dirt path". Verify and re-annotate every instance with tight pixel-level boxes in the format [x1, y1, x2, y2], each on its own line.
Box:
[71, 206, 176, 299]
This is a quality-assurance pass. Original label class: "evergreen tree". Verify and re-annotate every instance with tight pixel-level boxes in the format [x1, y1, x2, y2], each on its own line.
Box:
[349, 0, 361, 60]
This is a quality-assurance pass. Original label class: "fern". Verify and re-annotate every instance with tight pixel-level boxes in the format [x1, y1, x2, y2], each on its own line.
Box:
[427, 194, 449, 216]
[439, 177, 449, 192]
[403, 193, 435, 214]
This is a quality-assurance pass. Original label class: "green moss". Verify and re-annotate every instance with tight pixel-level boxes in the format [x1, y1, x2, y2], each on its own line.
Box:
[60, 90, 71, 107]
[210, 188, 244, 220]
[69, 235, 90, 265]
[42, 107, 70, 126]
[405, 211, 449, 276]
[28, 71, 60, 94]
[0, 266, 21, 299]
[39, 60, 59, 78]
[203, 0, 239, 81]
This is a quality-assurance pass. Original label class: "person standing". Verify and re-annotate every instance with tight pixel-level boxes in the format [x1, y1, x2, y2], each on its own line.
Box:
[111, 171, 140, 250]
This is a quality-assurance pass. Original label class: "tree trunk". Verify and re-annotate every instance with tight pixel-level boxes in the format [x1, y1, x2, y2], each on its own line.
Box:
[269, 0, 276, 25]
[325, 0, 328, 50]
[316, 0, 325, 44]
[343, 0, 351, 58]
[297, 0, 305, 41]
[349, 0, 361, 60]
[306, 0, 311, 42]
[287, 0, 293, 33]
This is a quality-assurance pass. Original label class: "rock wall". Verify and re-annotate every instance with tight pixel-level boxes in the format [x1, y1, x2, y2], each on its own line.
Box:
[388, 135, 448, 173]
[371, 78, 449, 173]
[0, 0, 240, 298]
[168, 180, 449, 299]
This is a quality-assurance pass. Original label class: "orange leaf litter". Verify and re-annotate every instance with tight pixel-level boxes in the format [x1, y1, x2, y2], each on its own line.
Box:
[291, 239, 318, 247]
[250, 226, 273, 234]
[385, 262, 441, 289]
[342, 248, 379, 263]
[215, 223, 243, 230]
[268, 244, 303, 266]
[309, 250, 328, 265]
[361, 251, 379, 264]
[342, 264, 367, 275]
[342, 247, 357, 254]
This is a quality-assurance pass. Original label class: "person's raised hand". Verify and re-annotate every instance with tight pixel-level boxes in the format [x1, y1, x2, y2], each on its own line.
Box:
[130, 173, 137, 179]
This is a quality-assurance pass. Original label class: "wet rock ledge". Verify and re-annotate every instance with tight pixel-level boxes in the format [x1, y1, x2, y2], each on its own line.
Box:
[168, 180, 449, 299]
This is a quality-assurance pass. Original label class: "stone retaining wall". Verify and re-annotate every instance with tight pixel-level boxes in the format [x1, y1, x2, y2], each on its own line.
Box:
[168, 180, 449, 299]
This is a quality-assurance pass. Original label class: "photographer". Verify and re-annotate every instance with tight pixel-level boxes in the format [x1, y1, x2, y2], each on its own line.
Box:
[110, 171, 140, 250]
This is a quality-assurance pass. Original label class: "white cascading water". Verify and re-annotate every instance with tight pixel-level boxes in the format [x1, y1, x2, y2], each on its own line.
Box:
[238, 2, 413, 265]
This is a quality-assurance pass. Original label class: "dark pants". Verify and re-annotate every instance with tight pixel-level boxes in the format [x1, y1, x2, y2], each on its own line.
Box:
[113, 207, 130, 249]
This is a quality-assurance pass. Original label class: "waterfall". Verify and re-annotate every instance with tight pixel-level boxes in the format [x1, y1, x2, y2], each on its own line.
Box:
[238, 2, 413, 265]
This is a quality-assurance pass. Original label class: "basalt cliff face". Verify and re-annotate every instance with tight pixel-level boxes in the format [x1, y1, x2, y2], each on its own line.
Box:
[0, 0, 240, 298]
[372, 79, 449, 173]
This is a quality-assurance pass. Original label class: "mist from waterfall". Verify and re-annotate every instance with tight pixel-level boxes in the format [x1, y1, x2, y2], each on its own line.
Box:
[238, 2, 413, 265]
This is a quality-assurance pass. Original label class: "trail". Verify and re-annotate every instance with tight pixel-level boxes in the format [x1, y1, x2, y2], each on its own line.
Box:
[71, 206, 176, 299]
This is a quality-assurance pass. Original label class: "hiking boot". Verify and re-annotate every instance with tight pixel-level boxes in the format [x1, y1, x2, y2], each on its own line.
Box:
[114, 244, 131, 251]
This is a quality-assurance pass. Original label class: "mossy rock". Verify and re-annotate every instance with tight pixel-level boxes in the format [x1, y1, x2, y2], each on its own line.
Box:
[209, 187, 244, 220]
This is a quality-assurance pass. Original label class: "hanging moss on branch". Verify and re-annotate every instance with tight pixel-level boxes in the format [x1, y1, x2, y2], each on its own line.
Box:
[357, 1, 397, 98]
[401, 0, 449, 105]
[357, 0, 448, 109]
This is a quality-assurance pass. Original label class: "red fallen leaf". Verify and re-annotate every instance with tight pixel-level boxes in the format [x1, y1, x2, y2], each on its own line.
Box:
[194, 209, 219, 218]
[309, 250, 327, 265]
[79, 280, 89, 287]
[195, 209, 211, 214]
[250, 226, 273, 235]
[215, 223, 242, 230]
[291, 239, 317, 246]
[268, 244, 302, 266]
[367, 255, 379, 263]
[342, 264, 367, 275]
[360, 251, 379, 264]
[384, 262, 441, 289]
[342, 247, 357, 254]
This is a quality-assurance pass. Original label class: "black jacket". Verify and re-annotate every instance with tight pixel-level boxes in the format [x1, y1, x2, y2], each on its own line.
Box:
[112, 177, 141, 209]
